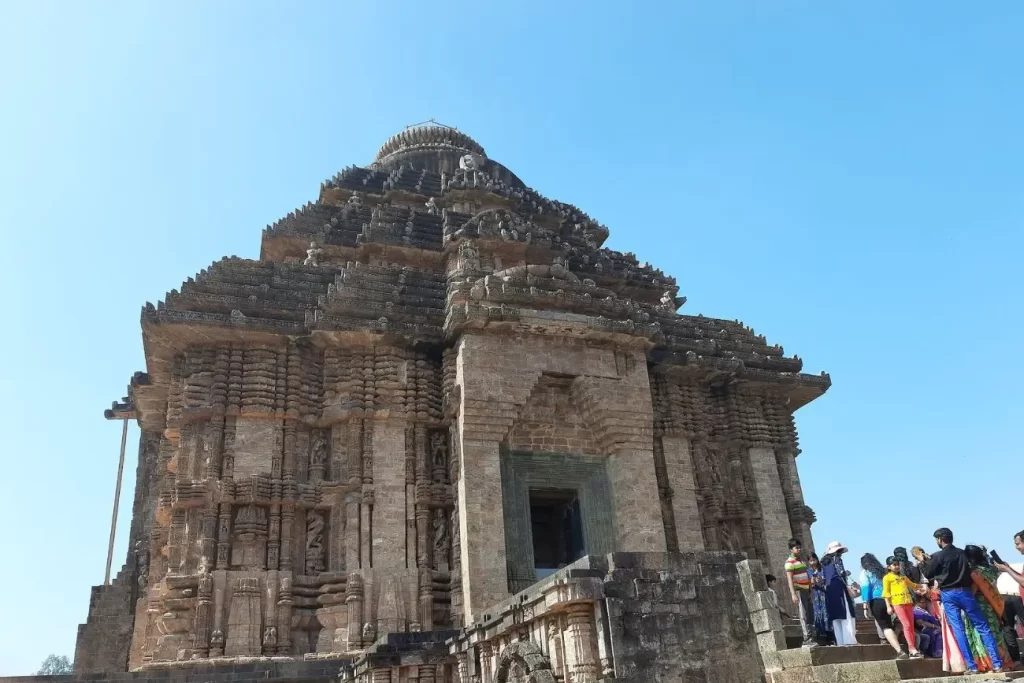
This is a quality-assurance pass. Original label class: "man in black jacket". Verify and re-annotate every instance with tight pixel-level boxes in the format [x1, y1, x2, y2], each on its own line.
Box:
[921, 527, 1004, 673]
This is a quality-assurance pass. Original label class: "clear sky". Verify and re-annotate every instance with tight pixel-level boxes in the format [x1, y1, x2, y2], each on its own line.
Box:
[1, 1, 1022, 675]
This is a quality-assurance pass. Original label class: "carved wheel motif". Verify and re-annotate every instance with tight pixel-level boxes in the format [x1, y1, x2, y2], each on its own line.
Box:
[496, 641, 556, 683]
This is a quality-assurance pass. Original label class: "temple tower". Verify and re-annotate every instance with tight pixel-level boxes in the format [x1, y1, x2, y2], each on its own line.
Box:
[75, 123, 828, 672]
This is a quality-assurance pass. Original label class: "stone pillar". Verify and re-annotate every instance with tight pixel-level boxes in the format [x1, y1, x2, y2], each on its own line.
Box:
[346, 573, 364, 650]
[777, 447, 814, 552]
[660, 436, 705, 550]
[418, 569, 434, 632]
[564, 604, 599, 683]
[280, 507, 294, 572]
[276, 575, 293, 654]
[224, 577, 262, 656]
[268, 504, 281, 570]
[748, 447, 793, 587]
[345, 497, 361, 569]
[193, 573, 213, 658]
[478, 642, 494, 683]
[209, 571, 227, 657]
[604, 448, 666, 552]
[263, 572, 279, 655]
[372, 419, 408, 568]
[455, 436, 508, 619]
[215, 503, 232, 569]
[575, 362, 665, 553]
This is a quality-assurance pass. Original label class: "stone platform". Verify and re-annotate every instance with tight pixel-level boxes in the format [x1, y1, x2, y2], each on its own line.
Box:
[0, 658, 346, 683]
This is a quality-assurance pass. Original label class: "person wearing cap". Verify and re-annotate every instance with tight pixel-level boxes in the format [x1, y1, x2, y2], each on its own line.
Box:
[821, 541, 859, 645]
[920, 527, 1005, 674]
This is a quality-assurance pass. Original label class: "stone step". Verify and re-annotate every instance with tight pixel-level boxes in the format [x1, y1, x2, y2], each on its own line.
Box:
[785, 626, 883, 647]
[778, 644, 900, 668]
[768, 645, 1022, 683]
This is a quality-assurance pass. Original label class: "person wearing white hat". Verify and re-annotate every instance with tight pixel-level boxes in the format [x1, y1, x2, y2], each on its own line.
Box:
[821, 541, 859, 645]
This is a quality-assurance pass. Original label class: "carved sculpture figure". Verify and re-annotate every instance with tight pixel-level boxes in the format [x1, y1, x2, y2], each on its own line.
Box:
[432, 507, 449, 567]
[304, 241, 323, 266]
[458, 153, 482, 170]
[305, 510, 326, 574]
[458, 240, 480, 271]
[310, 430, 328, 481]
[429, 431, 447, 483]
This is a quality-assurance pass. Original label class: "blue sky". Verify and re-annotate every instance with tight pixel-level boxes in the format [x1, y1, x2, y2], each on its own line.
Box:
[1, 1, 1022, 674]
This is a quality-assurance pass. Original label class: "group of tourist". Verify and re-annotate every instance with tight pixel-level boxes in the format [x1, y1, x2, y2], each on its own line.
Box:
[772, 528, 1024, 675]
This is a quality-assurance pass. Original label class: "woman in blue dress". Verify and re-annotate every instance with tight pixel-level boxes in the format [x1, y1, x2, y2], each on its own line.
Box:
[807, 552, 834, 644]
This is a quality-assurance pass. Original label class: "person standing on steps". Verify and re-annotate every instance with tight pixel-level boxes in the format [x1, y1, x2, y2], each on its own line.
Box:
[860, 553, 910, 658]
[963, 545, 1012, 671]
[785, 538, 817, 647]
[807, 553, 835, 645]
[992, 529, 1024, 597]
[921, 528, 1005, 674]
[884, 555, 923, 659]
[894, 546, 922, 583]
[913, 545, 942, 618]
[821, 541, 859, 646]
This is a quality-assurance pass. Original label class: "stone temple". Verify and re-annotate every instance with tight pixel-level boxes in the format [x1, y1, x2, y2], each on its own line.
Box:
[72, 124, 830, 683]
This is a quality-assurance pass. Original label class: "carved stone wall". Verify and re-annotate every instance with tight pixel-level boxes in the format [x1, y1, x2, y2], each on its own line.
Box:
[506, 375, 599, 455]
[344, 552, 764, 683]
[110, 342, 452, 667]
[649, 373, 817, 582]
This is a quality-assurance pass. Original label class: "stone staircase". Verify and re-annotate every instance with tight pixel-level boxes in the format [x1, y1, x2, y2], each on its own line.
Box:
[776, 614, 1021, 683]
[736, 562, 1020, 683]
[783, 611, 882, 647]
[771, 643, 1022, 683]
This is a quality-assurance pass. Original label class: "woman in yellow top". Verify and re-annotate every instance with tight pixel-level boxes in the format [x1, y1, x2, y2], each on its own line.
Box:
[884, 556, 923, 659]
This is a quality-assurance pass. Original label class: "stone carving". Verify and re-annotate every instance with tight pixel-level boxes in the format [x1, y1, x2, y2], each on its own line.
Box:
[458, 153, 484, 170]
[209, 630, 225, 657]
[224, 578, 262, 657]
[309, 430, 328, 482]
[134, 540, 149, 594]
[348, 192, 363, 207]
[425, 196, 439, 215]
[305, 509, 326, 574]
[263, 626, 277, 648]
[458, 240, 480, 271]
[429, 430, 448, 484]
[231, 505, 268, 570]
[304, 241, 323, 266]
[432, 507, 449, 568]
[496, 641, 556, 683]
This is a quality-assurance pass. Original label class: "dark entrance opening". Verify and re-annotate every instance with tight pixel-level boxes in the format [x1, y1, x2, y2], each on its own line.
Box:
[529, 489, 584, 579]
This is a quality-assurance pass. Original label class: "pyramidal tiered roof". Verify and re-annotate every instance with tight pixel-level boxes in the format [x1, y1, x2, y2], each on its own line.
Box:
[140, 124, 829, 412]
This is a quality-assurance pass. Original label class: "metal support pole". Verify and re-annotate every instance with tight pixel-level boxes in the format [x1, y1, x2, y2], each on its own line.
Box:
[105, 417, 129, 585]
